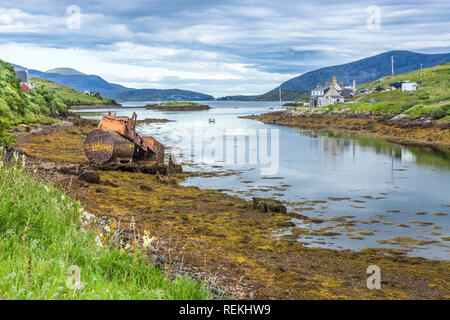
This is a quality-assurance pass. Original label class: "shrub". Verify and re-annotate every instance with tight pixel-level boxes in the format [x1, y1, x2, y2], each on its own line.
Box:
[0, 118, 16, 147]
[431, 104, 450, 119]
[399, 101, 418, 113]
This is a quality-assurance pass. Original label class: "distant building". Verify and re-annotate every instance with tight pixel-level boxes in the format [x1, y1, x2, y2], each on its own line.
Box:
[15, 70, 28, 83]
[15, 68, 34, 92]
[310, 76, 354, 107]
[20, 82, 31, 92]
[389, 81, 403, 89]
[401, 81, 418, 92]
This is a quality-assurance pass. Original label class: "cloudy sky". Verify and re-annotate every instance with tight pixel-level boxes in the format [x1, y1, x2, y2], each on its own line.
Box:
[0, 0, 449, 97]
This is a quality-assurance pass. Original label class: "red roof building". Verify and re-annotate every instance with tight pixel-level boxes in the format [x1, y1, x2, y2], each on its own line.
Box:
[21, 82, 31, 92]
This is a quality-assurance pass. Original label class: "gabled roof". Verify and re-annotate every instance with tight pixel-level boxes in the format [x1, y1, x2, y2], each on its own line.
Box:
[340, 88, 354, 99]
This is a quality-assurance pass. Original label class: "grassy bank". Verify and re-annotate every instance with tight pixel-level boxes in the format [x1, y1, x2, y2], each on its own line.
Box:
[0, 60, 65, 125]
[146, 101, 210, 111]
[0, 153, 209, 299]
[295, 63, 450, 120]
[31, 78, 118, 107]
[160, 101, 204, 106]
[349, 63, 450, 119]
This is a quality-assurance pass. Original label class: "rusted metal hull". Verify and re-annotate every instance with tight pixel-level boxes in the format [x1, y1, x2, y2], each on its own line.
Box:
[84, 112, 165, 165]
[84, 128, 135, 165]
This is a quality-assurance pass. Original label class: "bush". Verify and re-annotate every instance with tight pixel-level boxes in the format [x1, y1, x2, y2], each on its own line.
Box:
[399, 101, 418, 113]
[431, 104, 450, 119]
[0, 118, 16, 147]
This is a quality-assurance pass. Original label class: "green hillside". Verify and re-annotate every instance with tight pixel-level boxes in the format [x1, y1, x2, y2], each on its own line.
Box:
[31, 78, 118, 107]
[0, 60, 118, 146]
[0, 60, 67, 125]
[345, 63, 450, 120]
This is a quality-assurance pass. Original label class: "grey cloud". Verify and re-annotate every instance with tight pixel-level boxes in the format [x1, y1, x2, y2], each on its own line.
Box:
[0, 0, 449, 96]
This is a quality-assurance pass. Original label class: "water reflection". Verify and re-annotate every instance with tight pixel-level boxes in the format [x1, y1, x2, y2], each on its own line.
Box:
[314, 131, 450, 169]
[75, 101, 450, 259]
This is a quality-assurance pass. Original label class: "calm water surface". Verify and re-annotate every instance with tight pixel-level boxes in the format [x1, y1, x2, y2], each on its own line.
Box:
[76, 101, 450, 260]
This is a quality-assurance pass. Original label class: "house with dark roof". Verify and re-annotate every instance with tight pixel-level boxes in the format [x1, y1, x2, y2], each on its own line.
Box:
[310, 76, 354, 107]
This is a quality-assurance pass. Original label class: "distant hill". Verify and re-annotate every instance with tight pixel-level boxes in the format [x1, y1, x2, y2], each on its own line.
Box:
[218, 89, 308, 101]
[114, 88, 214, 101]
[220, 51, 450, 101]
[45, 68, 86, 76]
[274, 50, 450, 93]
[11, 64, 214, 102]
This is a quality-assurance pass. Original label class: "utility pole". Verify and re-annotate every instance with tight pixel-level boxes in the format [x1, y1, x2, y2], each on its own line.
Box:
[420, 63, 423, 81]
[391, 56, 394, 81]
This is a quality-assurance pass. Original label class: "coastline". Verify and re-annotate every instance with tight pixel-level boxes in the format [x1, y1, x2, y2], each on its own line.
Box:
[13, 115, 450, 299]
[69, 104, 126, 110]
[242, 110, 450, 150]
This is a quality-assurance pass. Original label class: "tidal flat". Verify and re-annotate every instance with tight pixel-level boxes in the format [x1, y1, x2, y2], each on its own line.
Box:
[15, 115, 450, 299]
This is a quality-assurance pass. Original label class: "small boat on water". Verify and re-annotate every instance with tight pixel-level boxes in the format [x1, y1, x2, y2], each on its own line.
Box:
[208, 118, 216, 123]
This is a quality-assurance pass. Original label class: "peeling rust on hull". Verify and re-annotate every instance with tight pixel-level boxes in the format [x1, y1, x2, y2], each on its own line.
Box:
[84, 128, 135, 165]
[84, 112, 165, 164]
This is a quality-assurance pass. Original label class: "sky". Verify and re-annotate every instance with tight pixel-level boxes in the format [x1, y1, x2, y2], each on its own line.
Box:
[0, 0, 449, 97]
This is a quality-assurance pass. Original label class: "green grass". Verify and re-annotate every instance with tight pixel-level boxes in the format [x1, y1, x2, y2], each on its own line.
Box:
[31, 78, 117, 107]
[0, 155, 210, 300]
[345, 63, 450, 118]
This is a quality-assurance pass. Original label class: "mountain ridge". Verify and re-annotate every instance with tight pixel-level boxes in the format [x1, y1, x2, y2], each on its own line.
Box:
[11, 64, 214, 102]
[277, 50, 450, 92]
[219, 50, 450, 101]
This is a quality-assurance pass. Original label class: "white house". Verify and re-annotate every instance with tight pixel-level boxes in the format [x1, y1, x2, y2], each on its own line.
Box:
[401, 81, 418, 92]
[310, 76, 353, 107]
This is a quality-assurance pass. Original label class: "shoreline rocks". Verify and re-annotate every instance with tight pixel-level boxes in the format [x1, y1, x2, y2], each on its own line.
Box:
[253, 197, 287, 214]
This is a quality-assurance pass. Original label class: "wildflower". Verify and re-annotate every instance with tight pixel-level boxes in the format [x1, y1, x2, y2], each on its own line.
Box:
[109, 221, 116, 231]
[6, 272, 16, 280]
[142, 230, 156, 249]
[95, 234, 104, 247]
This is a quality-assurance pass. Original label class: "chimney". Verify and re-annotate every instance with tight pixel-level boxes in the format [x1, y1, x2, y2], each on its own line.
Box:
[325, 81, 328, 86]
[353, 79, 356, 91]
[341, 82, 344, 88]
[332, 76, 337, 85]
